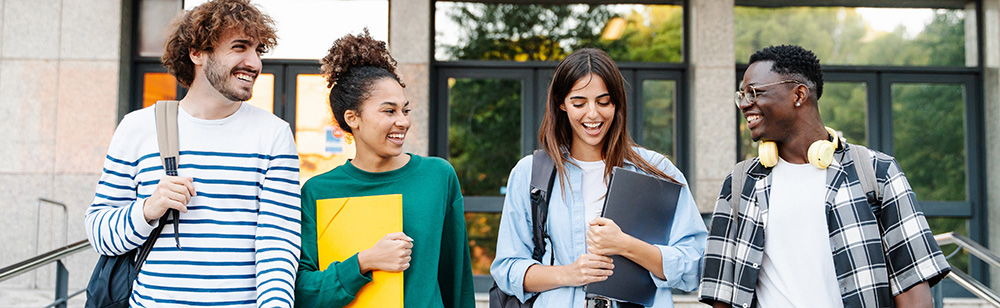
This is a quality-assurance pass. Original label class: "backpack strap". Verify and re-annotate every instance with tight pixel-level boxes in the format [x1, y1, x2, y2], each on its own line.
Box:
[849, 144, 881, 214]
[530, 149, 557, 264]
[154, 100, 182, 250]
[730, 159, 756, 228]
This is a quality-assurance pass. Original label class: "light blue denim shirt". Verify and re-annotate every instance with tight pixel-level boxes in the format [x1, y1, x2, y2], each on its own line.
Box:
[491, 147, 708, 308]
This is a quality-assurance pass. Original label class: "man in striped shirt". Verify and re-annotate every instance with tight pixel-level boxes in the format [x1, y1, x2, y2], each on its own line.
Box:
[85, 0, 301, 306]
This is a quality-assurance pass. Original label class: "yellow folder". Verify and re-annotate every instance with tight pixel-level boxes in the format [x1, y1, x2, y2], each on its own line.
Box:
[317, 194, 403, 308]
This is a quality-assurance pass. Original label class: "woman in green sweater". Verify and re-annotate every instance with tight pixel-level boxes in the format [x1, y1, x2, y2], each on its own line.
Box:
[295, 30, 475, 308]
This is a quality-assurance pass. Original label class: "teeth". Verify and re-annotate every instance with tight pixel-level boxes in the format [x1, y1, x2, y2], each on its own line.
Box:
[388, 133, 404, 139]
[746, 115, 761, 122]
[583, 122, 601, 129]
[235, 73, 253, 82]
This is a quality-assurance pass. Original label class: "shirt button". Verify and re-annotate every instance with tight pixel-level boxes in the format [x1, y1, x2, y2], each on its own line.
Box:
[743, 303, 749, 308]
[751, 263, 759, 269]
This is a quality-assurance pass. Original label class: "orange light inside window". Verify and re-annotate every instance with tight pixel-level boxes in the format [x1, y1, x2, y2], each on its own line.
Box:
[142, 73, 178, 108]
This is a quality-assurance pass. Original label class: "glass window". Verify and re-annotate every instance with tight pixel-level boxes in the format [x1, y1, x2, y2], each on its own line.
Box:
[183, 0, 388, 59]
[466, 212, 500, 275]
[139, 0, 182, 57]
[142, 72, 178, 108]
[435, 2, 683, 62]
[821, 82, 868, 146]
[892, 83, 966, 201]
[734, 7, 970, 66]
[641, 79, 676, 159]
[448, 77, 523, 275]
[448, 78, 522, 196]
[295, 74, 353, 183]
[246, 73, 274, 113]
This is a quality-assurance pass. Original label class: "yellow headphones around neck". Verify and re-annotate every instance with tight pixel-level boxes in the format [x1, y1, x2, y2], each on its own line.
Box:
[758, 126, 840, 169]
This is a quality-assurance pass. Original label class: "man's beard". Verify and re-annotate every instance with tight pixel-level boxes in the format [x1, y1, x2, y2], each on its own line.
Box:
[205, 55, 254, 101]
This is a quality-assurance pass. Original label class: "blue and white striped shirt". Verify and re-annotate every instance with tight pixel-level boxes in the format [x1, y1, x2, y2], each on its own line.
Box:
[85, 103, 301, 307]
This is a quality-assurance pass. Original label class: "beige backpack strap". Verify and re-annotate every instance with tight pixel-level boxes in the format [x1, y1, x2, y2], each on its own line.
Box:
[154, 100, 182, 249]
[155, 101, 180, 175]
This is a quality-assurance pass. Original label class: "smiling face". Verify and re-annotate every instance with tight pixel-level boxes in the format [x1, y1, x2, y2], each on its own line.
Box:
[739, 61, 801, 143]
[560, 73, 615, 160]
[347, 78, 410, 160]
[200, 29, 263, 102]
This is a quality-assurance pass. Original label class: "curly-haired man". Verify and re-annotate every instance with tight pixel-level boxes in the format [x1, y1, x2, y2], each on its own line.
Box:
[699, 45, 950, 308]
[85, 0, 300, 306]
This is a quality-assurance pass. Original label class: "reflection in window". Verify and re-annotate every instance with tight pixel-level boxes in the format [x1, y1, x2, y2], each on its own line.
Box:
[142, 73, 177, 108]
[448, 78, 521, 196]
[641, 80, 676, 159]
[435, 2, 682, 62]
[892, 83, 966, 201]
[820, 82, 867, 145]
[465, 212, 500, 275]
[734, 7, 969, 66]
[295, 74, 354, 183]
[139, 0, 181, 57]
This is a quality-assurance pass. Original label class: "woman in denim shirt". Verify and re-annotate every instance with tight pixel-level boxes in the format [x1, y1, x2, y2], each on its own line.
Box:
[491, 48, 707, 308]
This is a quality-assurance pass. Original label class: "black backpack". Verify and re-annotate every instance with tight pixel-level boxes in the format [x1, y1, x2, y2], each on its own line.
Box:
[489, 149, 557, 308]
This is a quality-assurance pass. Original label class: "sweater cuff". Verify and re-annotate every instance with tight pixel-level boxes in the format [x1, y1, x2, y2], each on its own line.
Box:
[337, 253, 373, 296]
[130, 198, 156, 236]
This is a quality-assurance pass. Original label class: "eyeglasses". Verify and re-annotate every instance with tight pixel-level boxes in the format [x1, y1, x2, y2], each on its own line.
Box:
[734, 80, 803, 108]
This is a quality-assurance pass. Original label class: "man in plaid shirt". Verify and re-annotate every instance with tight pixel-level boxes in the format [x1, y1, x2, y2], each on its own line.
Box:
[699, 45, 950, 308]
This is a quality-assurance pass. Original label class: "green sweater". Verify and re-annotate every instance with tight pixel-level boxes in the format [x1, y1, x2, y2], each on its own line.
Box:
[295, 154, 475, 308]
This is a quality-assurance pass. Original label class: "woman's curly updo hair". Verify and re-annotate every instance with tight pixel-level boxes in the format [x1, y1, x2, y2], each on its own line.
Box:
[320, 28, 405, 133]
[161, 0, 278, 88]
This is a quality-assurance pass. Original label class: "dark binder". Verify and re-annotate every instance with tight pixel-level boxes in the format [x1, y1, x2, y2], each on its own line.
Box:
[584, 166, 682, 307]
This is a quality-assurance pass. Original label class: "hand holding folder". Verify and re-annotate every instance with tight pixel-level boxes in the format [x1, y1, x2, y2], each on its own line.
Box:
[317, 194, 404, 308]
[584, 167, 682, 307]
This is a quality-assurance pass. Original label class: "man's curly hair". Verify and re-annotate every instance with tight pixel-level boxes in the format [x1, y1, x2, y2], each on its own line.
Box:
[161, 0, 278, 88]
[320, 28, 404, 133]
[749, 45, 824, 99]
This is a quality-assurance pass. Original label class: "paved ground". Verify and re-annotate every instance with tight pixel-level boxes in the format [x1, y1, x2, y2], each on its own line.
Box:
[0, 288, 990, 307]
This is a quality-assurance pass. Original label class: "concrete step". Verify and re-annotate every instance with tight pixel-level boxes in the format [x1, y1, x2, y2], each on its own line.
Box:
[0, 288, 86, 308]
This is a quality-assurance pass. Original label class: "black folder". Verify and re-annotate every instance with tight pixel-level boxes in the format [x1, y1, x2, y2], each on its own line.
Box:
[584, 166, 681, 307]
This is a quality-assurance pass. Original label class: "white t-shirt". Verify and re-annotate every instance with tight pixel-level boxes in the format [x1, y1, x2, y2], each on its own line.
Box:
[574, 158, 608, 225]
[756, 158, 844, 308]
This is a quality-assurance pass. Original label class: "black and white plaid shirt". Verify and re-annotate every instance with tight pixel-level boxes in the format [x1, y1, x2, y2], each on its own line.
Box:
[699, 142, 950, 308]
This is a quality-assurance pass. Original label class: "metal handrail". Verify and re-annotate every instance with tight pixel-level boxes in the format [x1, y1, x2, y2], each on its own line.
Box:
[935, 232, 1000, 269]
[35, 198, 68, 288]
[935, 232, 1000, 307]
[0, 239, 89, 283]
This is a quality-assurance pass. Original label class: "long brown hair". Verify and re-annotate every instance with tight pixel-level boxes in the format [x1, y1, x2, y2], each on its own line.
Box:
[538, 48, 679, 185]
